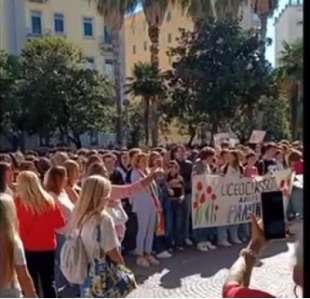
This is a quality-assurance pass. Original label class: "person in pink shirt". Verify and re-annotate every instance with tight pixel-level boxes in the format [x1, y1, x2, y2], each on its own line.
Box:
[244, 151, 259, 178]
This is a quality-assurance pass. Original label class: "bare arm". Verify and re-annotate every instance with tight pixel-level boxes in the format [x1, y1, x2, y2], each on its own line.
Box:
[16, 265, 38, 298]
[106, 248, 125, 265]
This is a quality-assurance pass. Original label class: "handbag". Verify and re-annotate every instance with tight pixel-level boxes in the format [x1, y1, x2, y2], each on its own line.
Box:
[81, 224, 137, 298]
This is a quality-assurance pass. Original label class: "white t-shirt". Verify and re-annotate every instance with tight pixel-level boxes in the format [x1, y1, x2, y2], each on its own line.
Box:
[80, 211, 121, 261]
[0, 238, 26, 298]
[50, 191, 74, 234]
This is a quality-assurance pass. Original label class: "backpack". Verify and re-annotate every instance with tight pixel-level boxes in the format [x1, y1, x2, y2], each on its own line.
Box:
[60, 229, 89, 285]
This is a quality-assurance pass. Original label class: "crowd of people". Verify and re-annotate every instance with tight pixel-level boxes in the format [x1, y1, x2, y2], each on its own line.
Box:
[0, 139, 304, 298]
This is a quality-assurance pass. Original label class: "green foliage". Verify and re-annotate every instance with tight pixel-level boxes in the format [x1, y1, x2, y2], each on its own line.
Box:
[126, 62, 165, 145]
[1, 37, 114, 149]
[277, 39, 303, 82]
[166, 18, 276, 136]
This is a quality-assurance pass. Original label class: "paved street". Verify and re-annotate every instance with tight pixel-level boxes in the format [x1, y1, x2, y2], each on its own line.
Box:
[126, 240, 296, 298]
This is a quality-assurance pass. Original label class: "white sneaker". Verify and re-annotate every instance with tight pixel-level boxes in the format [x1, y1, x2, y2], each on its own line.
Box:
[206, 241, 217, 250]
[231, 238, 242, 245]
[185, 238, 193, 246]
[218, 240, 232, 247]
[146, 255, 160, 265]
[136, 257, 150, 268]
[197, 242, 209, 252]
[156, 251, 172, 259]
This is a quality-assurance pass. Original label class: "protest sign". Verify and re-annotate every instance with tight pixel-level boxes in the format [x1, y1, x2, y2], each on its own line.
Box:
[191, 169, 292, 229]
[214, 133, 230, 147]
[249, 130, 266, 144]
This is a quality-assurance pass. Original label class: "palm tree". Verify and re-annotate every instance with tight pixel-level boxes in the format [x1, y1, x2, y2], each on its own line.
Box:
[92, 0, 138, 146]
[277, 39, 303, 139]
[138, 0, 170, 147]
[126, 62, 165, 146]
[251, 0, 279, 49]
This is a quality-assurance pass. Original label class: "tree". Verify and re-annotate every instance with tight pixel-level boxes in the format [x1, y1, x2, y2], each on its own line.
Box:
[251, 0, 279, 50]
[0, 51, 25, 150]
[18, 37, 114, 148]
[166, 18, 276, 141]
[277, 39, 303, 139]
[126, 62, 165, 146]
[93, 0, 138, 147]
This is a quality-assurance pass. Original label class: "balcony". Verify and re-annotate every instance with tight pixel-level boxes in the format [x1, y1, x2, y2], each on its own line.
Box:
[99, 35, 113, 52]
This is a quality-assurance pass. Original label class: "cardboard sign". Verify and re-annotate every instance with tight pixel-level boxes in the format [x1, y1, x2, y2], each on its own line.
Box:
[192, 169, 292, 228]
[214, 133, 230, 147]
[249, 130, 266, 144]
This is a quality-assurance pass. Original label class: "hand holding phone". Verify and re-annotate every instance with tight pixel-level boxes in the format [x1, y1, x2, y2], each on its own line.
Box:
[261, 191, 286, 240]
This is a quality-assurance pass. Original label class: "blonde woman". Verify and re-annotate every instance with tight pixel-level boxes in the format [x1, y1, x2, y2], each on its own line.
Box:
[0, 194, 37, 297]
[15, 171, 65, 297]
[71, 175, 129, 297]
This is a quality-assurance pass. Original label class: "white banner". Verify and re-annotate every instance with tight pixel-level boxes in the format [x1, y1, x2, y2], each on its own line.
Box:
[191, 170, 292, 229]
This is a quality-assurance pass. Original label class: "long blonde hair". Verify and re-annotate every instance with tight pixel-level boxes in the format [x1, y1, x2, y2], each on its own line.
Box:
[72, 175, 111, 228]
[16, 171, 54, 214]
[0, 194, 20, 287]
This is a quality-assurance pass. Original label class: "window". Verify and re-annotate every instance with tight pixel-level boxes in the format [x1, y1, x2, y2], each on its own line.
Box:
[85, 57, 95, 70]
[104, 26, 112, 44]
[168, 33, 172, 43]
[89, 131, 99, 146]
[31, 11, 42, 35]
[166, 11, 172, 22]
[133, 45, 136, 54]
[83, 17, 94, 37]
[105, 60, 114, 80]
[54, 13, 64, 34]
[144, 41, 147, 51]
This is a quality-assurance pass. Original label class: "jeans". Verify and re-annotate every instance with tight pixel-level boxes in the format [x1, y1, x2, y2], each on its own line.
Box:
[193, 227, 216, 244]
[239, 223, 250, 240]
[182, 193, 192, 241]
[55, 234, 80, 298]
[217, 225, 239, 243]
[166, 199, 184, 247]
[26, 250, 56, 298]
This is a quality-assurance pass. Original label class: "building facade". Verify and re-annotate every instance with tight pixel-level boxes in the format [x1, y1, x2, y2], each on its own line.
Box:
[274, 0, 303, 67]
[124, 2, 261, 77]
[0, 0, 120, 79]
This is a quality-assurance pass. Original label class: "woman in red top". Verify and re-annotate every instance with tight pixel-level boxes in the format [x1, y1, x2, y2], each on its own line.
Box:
[15, 171, 65, 298]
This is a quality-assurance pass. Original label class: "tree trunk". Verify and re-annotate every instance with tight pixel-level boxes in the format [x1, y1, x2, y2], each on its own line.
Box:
[148, 25, 160, 148]
[259, 13, 268, 54]
[187, 125, 196, 147]
[111, 28, 123, 147]
[144, 96, 150, 146]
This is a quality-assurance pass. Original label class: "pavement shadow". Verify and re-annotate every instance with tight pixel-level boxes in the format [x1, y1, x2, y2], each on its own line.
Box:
[125, 240, 289, 289]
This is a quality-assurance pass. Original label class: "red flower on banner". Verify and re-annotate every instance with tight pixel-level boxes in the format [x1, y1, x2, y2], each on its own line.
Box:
[200, 194, 206, 204]
[211, 194, 217, 201]
[193, 202, 198, 209]
[207, 186, 212, 194]
[215, 205, 219, 211]
[197, 182, 203, 192]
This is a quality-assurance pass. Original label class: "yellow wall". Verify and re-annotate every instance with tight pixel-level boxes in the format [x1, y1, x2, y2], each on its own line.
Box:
[124, 3, 193, 77]
[25, 0, 111, 73]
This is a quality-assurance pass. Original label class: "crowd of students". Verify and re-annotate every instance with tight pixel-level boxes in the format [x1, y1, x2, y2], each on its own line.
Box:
[0, 139, 303, 297]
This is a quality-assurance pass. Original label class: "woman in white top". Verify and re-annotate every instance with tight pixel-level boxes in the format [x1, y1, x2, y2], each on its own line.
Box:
[71, 175, 126, 297]
[217, 150, 244, 247]
[0, 194, 37, 298]
[44, 166, 79, 298]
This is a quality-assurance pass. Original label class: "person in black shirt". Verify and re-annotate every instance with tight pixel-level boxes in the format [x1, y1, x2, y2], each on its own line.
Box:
[172, 145, 193, 246]
[256, 143, 277, 175]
